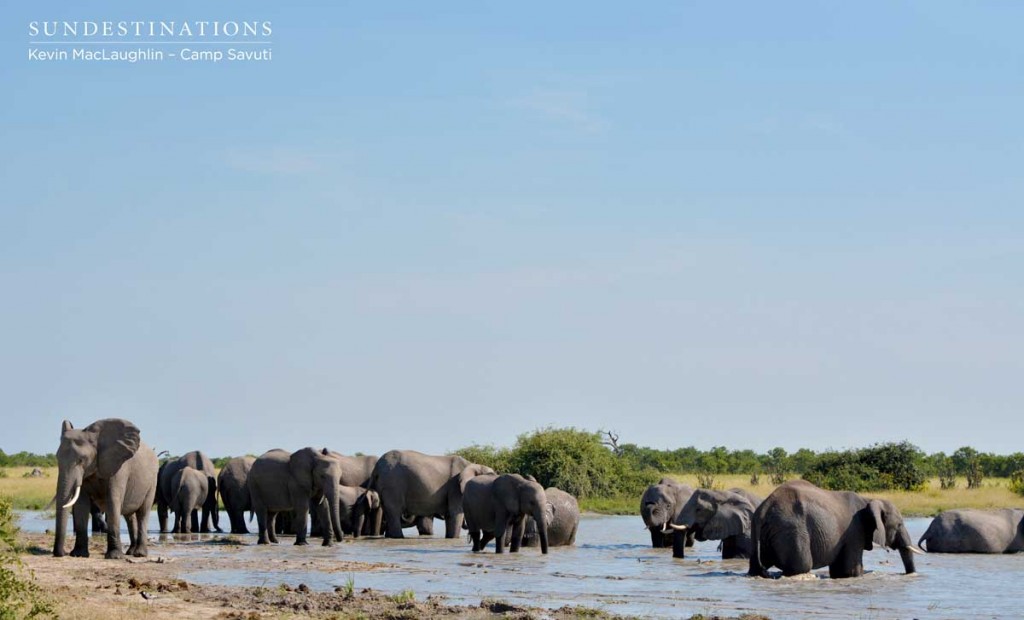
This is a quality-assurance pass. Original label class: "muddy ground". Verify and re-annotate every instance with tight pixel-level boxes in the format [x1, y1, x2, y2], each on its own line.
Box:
[19, 533, 765, 620]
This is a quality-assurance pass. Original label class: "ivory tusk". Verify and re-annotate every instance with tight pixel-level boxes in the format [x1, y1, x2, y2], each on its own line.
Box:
[62, 485, 81, 509]
[908, 545, 925, 555]
[668, 523, 688, 531]
[320, 496, 328, 506]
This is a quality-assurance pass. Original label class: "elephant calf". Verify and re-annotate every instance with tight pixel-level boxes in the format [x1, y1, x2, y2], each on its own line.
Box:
[463, 474, 549, 554]
[919, 509, 1024, 553]
[171, 466, 209, 534]
[670, 488, 761, 559]
[522, 487, 579, 548]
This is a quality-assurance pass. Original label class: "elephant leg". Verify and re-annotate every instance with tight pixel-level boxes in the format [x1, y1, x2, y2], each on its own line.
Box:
[190, 509, 200, 534]
[479, 532, 495, 551]
[157, 500, 169, 534]
[256, 509, 271, 545]
[200, 506, 211, 533]
[228, 510, 248, 534]
[182, 508, 193, 534]
[509, 515, 526, 553]
[493, 508, 508, 554]
[370, 506, 383, 537]
[104, 485, 125, 559]
[383, 502, 405, 539]
[293, 502, 310, 545]
[686, 531, 695, 547]
[268, 512, 280, 543]
[415, 516, 433, 536]
[829, 543, 864, 579]
[125, 513, 138, 556]
[445, 511, 464, 539]
[132, 510, 148, 557]
[70, 495, 91, 557]
[650, 527, 665, 548]
[469, 529, 482, 552]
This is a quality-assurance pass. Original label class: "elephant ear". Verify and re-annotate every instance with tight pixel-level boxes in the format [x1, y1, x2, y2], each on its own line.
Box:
[458, 464, 489, 493]
[703, 496, 751, 540]
[289, 448, 316, 491]
[90, 419, 141, 478]
[866, 500, 887, 550]
[365, 489, 380, 511]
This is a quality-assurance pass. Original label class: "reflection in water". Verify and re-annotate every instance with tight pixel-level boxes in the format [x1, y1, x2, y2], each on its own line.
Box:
[19, 512, 1023, 619]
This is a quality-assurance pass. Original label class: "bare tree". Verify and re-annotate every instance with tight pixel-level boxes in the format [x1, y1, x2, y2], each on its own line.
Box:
[601, 430, 622, 456]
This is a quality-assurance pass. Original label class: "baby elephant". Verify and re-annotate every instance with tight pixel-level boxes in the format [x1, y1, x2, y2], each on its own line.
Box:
[919, 509, 1024, 553]
[522, 487, 579, 547]
[171, 466, 209, 534]
[463, 474, 549, 553]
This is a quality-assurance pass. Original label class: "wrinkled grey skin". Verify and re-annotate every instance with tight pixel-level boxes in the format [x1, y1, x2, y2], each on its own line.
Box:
[53, 419, 158, 559]
[170, 467, 209, 534]
[523, 487, 579, 548]
[749, 480, 922, 578]
[339, 485, 381, 537]
[640, 478, 695, 548]
[919, 509, 1024, 553]
[464, 474, 549, 554]
[671, 488, 762, 559]
[247, 448, 345, 546]
[157, 451, 220, 533]
[370, 450, 494, 539]
[217, 456, 255, 534]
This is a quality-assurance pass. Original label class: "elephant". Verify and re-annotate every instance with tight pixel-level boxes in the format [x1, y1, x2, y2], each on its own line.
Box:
[52, 418, 158, 559]
[918, 509, 1024, 553]
[156, 451, 220, 534]
[748, 480, 924, 578]
[522, 486, 579, 548]
[640, 478, 695, 548]
[217, 456, 255, 534]
[463, 473, 549, 554]
[339, 485, 381, 537]
[247, 448, 345, 546]
[331, 453, 378, 487]
[170, 466, 209, 534]
[369, 450, 494, 539]
[670, 488, 762, 559]
[89, 501, 107, 534]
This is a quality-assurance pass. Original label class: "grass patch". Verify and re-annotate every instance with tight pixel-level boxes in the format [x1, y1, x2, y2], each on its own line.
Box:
[0, 468, 55, 510]
[389, 589, 415, 604]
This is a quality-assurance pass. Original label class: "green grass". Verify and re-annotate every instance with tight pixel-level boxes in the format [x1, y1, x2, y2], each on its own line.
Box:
[389, 589, 415, 604]
[0, 467, 56, 510]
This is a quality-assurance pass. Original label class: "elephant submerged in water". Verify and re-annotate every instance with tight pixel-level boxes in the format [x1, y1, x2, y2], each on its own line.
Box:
[522, 486, 579, 548]
[918, 509, 1024, 553]
[640, 478, 695, 548]
[370, 450, 494, 539]
[52, 419, 158, 559]
[749, 480, 924, 578]
[670, 488, 762, 559]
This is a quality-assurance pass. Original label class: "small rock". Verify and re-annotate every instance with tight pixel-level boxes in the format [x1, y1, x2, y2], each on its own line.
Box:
[297, 583, 310, 593]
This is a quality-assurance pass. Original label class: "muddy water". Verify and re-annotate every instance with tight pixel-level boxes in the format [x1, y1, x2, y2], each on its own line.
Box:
[19, 512, 1022, 618]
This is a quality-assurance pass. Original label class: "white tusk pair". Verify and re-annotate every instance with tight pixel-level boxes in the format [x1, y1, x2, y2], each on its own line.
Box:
[62, 485, 81, 509]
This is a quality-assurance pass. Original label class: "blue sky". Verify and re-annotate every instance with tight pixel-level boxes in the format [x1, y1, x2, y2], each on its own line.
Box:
[2, 2, 1022, 457]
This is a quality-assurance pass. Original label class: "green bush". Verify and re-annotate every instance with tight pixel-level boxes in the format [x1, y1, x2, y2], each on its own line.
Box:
[803, 442, 926, 492]
[0, 496, 52, 619]
[1008, 470, 1024, 496]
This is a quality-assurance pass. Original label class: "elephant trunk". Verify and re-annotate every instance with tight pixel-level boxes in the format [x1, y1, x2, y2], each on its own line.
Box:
[327, 486, 344, 543]
[896, 524, 918, 574]
[53, 467, 82, 556]
[352, 502, 366, 539]
[533, 506, 549, 554]
[672, 525, 688, 558]
[370, 505, 383, 537]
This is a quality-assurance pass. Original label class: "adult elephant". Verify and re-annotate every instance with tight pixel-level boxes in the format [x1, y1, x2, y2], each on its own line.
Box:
[749, 480, 923, 578]
[370, 450, 494, 539]
[640, 478, 694, 548]
[463, 474, 549, 554]
[247, 448, 345, 546]
[157, 451, 220, 533]
[331, 452, 378, 487]
[52, 419, 158, 559]
[918, 509, 1024, 553]
[670, 488, 762, 559]
[523, 486, 579, 548]
[218, 456, 255, 534]
[170, 467, 208, 534]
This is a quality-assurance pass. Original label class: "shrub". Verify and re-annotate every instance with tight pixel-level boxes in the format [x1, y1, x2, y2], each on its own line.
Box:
[1, 496, 52, 618]
[452, 444, 514, 474]
[803, 442, 926, 492]
[1009, 470, 1024, 497]
[937, 457, 957, 490]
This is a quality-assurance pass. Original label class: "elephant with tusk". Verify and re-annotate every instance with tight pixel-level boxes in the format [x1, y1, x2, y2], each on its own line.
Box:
[669, 488, 762, 559]
[52, 418, 158, 559]
[640, 478, 695, 549]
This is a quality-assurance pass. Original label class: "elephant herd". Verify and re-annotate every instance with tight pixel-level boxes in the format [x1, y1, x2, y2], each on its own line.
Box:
[643, 477, 1024, 578]
[50, 418, 579, 559]
[49, 418, 1023, 579]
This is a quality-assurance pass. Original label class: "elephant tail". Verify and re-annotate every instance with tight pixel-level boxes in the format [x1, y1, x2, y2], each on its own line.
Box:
[918, 524, 933, 551]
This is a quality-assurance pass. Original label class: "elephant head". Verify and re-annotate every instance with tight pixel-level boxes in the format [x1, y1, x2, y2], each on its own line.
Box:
[290, 448, 345, 544]
[53, 419, 141, 556]
[640, 478, 691, 547]
[864, 499, 921, 574]
[670, 489, 756, 558]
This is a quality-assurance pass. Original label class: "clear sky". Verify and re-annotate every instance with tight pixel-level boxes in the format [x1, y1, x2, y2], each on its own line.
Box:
[2, 2, 1022, 458]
